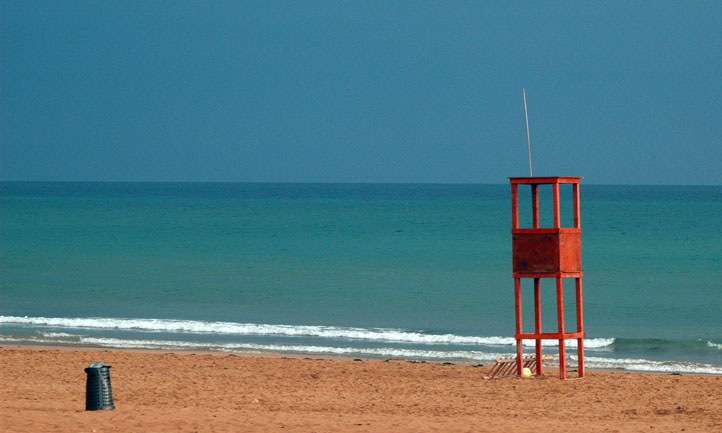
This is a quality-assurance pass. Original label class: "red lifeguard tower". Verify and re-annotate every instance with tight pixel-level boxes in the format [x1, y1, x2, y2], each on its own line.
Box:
[510, 177, 584, 379]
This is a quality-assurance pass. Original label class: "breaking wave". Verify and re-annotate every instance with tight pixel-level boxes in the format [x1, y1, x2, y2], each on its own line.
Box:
[2, 315, 720, 374]
[0, 315, 614, 348]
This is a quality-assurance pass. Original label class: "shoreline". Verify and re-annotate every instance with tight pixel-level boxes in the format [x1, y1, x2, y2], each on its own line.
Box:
[5, 341, 721, 377]
[2, 345, 721, 432]
[3, 315, 719, 376]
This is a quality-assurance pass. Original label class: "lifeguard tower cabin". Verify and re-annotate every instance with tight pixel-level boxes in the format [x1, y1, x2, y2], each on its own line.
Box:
[510, 177, 584, 379]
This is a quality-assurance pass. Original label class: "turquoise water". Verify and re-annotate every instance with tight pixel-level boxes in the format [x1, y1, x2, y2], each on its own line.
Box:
[1, 182, 720, 373]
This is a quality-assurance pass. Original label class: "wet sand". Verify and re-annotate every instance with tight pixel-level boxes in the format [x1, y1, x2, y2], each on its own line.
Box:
[1, 346, 720, 432]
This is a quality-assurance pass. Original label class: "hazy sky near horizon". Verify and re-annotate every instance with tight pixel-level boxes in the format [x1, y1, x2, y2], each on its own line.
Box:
[1, 2, 721, 185]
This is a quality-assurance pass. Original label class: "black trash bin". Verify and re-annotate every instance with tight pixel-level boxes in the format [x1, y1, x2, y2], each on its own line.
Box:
[85, 362, 115, 411]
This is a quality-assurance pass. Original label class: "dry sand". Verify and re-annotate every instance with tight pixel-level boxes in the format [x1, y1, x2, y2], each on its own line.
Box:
[1, 346, 720, 433]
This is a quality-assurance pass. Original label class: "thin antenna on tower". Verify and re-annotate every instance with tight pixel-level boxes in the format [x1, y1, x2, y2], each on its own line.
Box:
[523, 88, 533, 177]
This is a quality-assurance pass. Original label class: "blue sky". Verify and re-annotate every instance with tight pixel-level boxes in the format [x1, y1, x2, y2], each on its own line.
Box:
[1, 1, 720, 184]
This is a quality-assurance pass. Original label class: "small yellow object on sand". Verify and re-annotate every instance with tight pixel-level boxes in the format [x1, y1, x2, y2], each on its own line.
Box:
[521, 367, 532, 377]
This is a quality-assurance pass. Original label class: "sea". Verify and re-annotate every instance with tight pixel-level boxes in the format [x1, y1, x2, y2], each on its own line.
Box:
[1, 182, 720, 374]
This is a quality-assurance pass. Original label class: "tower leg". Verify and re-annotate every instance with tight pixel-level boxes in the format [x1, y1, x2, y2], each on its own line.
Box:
[534, 278, 542, 375]
[514, 278, 523, 377]
[556, 277, 566, 379]
[576, 277, 585, 378]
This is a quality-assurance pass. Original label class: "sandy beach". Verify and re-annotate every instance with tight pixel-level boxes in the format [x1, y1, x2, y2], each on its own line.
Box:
[1, 346, 720, 433]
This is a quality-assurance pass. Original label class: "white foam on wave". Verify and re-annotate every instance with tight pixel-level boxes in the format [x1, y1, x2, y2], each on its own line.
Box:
[1, 332, 720, 374]
[0, 315, 615, 348]
[578, 355, 722, 375]
[39, 332, 78, 338]
[79, 337, 512, 361]
[459, 336, 614, 348]
[708, 341, 722, 350]
[0, 333, 507, 361]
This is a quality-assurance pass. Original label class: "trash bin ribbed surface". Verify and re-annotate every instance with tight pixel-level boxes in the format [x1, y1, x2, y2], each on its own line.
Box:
[85, 362, 115, 411]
